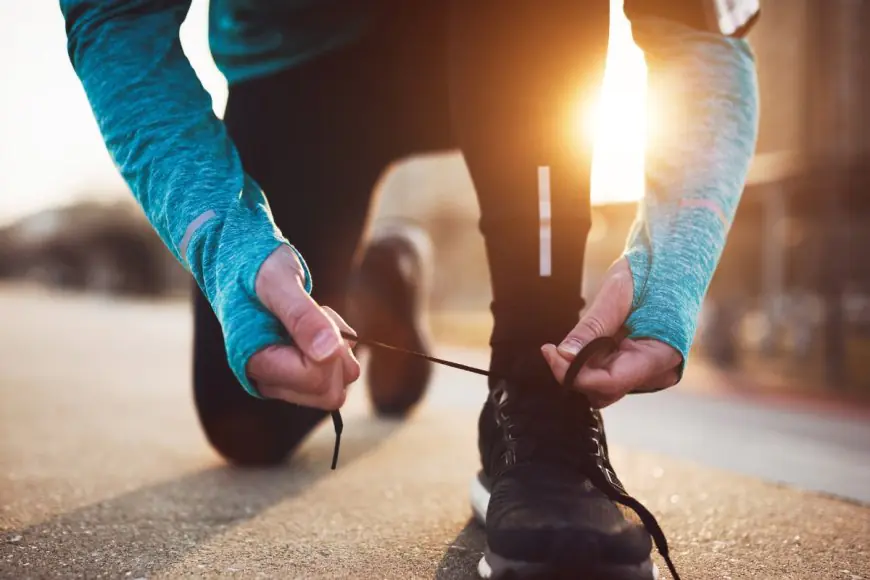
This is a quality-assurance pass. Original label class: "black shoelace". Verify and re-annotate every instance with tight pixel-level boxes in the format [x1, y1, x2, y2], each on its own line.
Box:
[332, 331, 681, 580]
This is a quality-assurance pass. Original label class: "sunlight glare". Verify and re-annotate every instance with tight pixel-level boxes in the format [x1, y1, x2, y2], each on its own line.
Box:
[587, 2, 649, 205]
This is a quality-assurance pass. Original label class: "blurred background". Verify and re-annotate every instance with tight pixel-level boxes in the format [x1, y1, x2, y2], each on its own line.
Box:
[2, 4, 870, 578]
[2, 0, 870, 402]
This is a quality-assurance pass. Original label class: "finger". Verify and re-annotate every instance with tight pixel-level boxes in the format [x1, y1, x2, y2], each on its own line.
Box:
[545, 342, 651, 393]
[587, 390, 626, 409]
[257, 383, 325, 408]
[557, 261, 633, 359]
[258, 379, 347, 410]
[588, 364, 678, 407]
[633, 338, 683, 370]
[247, 344, 328, 395]
[541, 344, 571, 384]
[577, 349, 659, 396]
[256, 250, 343, 363]
[635, 368, 681, 392]
[322, 306, 362, 384]
[581, 337, 681, 389]
[258, 358, 348, 410]
[543, 341, 636, 395]
[542, 344, 625, 409]
[322, 306, 359, 349]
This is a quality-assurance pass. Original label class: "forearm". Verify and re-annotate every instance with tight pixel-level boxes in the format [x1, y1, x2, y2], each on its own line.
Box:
[623, 17, 759, 371]
[60, 0, 309, 394]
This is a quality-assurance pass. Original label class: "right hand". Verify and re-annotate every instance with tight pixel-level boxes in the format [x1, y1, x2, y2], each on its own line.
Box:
[246, 246, 361, 410]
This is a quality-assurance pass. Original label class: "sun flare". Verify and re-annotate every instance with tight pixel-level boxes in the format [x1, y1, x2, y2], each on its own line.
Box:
[586, 4, 649, 206]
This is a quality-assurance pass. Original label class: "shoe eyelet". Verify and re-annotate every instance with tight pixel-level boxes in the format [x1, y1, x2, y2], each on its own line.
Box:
[500, 450, 515, 468]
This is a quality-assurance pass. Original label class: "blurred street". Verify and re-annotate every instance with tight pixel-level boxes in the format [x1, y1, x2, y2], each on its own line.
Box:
[1, 285, 868, 579]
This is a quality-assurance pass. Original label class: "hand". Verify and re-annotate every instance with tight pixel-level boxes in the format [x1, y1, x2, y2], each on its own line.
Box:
[541, 258, 682, 408]
[246, 246, 361, 410]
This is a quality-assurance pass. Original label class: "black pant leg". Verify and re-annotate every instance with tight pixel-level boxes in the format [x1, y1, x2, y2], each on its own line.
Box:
[191, 6, 457, 463]
[448, 0, 611, 353]
[191, 37, 401, 464]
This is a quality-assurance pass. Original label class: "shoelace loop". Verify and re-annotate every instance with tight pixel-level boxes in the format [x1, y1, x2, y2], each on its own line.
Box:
[331, 331, 681, 580]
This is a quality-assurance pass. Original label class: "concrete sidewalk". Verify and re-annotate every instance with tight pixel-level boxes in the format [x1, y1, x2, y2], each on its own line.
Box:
[1, 286, 868, 579]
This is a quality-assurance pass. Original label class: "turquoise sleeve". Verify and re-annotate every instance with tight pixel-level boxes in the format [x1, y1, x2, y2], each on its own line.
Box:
[59, 0, 312, 396]
[623, 17, 760, 376]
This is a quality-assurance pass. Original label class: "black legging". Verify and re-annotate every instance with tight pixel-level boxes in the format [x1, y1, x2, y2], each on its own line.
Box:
[193, 0, 611, 454]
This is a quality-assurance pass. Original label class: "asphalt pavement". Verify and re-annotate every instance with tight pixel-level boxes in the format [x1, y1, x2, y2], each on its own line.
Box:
[1, 286, 868, 579]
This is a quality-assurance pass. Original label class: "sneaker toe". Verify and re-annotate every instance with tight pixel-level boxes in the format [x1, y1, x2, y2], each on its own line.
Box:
[486, 468, 653, 567]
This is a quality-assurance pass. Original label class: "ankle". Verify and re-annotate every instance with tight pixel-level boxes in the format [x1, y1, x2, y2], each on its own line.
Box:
[489, 344, 557, 389]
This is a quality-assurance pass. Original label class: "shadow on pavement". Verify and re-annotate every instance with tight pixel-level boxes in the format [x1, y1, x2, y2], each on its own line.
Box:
[0, 415, 403, 579]
[434, 518, 486, 580]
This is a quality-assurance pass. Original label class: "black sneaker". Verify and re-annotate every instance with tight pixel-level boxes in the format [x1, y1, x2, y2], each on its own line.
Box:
[346, 222, 434, 417]
[471, 341, 679, 579]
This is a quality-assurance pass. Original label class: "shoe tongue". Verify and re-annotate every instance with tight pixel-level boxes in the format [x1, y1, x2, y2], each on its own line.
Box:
[492, 348, 597, 446]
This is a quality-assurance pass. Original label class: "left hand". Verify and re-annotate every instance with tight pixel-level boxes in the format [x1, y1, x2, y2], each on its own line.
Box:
[541, 258, 682, 408]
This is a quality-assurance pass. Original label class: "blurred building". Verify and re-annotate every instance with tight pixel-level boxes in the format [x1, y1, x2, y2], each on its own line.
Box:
[706, 0, 870, 390]
[0, 199, 187, 297]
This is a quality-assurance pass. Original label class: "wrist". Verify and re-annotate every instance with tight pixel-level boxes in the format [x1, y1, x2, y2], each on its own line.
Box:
[625, 283, 699, 377]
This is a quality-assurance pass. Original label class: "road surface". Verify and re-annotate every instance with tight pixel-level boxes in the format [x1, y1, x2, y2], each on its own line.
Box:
[1, 286, 868, 579]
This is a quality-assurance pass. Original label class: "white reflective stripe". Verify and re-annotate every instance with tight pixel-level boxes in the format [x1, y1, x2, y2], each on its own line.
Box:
[179, 209, 217, 263]
[538, 166, 552, 277]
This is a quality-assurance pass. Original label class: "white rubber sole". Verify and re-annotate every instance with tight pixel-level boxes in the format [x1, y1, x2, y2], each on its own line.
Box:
[469, 473, 659, 580]
[478, 554, 494, 579]
[470, 471, 490, 526]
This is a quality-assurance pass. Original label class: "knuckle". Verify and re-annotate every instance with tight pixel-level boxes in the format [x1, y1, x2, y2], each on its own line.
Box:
[588, 396, 606, 409]
[246, 347, 278, 382]
[320, 387, 346, 410]
[278, 299, 307, 328]
[246, 356, 265, 381]
[348, 361, 362, 383]
[593, 396, 618, 409]
[596, 383, 623, 396]
[256, 383, 276, 400]
[578, 380, 607, 396]
[260, 384, 299, 405]
[581, 316, 607, 338]
[308, 375, 331, 396]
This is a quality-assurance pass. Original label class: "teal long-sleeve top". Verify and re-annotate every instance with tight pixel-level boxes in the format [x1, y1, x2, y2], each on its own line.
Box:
[58, 1, 758, 395]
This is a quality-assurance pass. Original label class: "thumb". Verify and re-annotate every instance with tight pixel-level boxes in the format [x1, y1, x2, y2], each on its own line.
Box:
[256, 246, 344, 362]
[557, 260, 634, 360]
